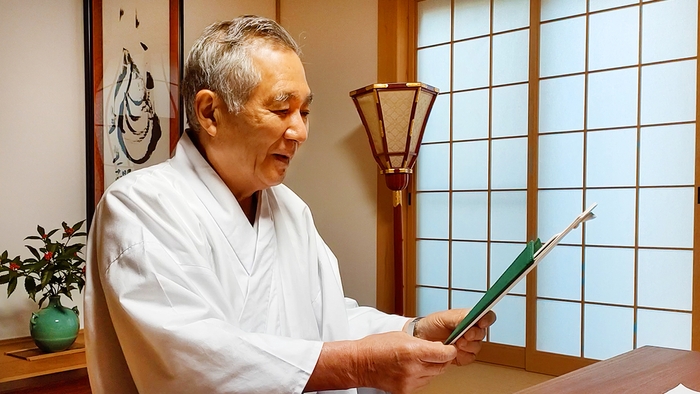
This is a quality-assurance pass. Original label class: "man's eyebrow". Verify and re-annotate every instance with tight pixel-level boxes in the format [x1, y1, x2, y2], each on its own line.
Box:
[269, 91, 314, 105]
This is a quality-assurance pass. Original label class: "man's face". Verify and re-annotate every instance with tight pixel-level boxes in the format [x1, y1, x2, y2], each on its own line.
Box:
[210, 44, 312, 198]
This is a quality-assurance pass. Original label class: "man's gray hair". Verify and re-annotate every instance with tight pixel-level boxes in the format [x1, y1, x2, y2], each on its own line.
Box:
[181, 15, 301, 132]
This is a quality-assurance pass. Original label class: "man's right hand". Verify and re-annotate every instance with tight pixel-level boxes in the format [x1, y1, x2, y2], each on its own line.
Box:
[354, 331, 457, 393]
[305, 331, 457, 393]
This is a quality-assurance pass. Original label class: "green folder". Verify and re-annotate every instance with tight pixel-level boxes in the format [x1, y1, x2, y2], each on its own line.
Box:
[444, 239, 541, 345]
[444, 204, 597, 345]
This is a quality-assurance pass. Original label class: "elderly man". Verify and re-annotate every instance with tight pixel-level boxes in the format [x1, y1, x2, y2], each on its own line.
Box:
[85, 15, 495, 394]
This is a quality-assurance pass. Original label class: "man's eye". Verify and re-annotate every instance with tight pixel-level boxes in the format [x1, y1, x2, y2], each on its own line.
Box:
[273, 109, 289, 115]
[301, 110, 310, 117]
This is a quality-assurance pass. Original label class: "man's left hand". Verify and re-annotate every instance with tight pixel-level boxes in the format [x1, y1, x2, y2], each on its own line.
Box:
[411, 309, 496, 366]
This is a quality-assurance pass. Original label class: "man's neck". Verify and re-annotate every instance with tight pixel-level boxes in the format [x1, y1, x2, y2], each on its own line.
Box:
[239, 191, 258, 225]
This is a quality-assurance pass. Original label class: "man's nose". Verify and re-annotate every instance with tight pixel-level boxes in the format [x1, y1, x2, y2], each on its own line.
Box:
[285, 111, 308, 144]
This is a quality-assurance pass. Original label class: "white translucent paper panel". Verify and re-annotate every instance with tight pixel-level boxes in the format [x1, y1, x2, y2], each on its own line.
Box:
[491, 243, 527, 294]
[493, 0, 530, 33]
[493, 30, 529, 85]
[639, 124, 696, 186]
[537, 246, 582, 301]
[540, 17, 586, 77]
[642, 0, 698, 63]
[490, 192, 527, 242]
[418, 45, 451, 93]
[584, 247, 635, 305]
[417, 240, 449, 287]
[587, 68, 638, 129]
[423, 94, 450, 143]
[589, 7, 639, 71]
[538, 132, 583, 188]
[537, 300, 581, 356]
[541, 0, 585, 21]
[492, 84, 529, 138]
[417, 0, 452, 47]
[586, 128, 637, 187]
[637, 309, 692, 351]
[584, 188, 636, 246]
[452, 241, 487, 291]
[583, 305, 634, 360]
[641, 60, 697, 125]
[454, 0, 490, 40]
[416, 192, 450, 239]
[638, 187, 694, 248]
[452, 192, 488, 240]
[491, 138, 528, 189]
[417, 287, 449, 316]
[538, 190, 583, 243]
[539, 75, 585, 132]
[452, 289, 483, 310]
[453, 89, 489, 141]
[638, 249, 693, 311]
[416, 143, 450, 191]
[590, 0, 637, 12]
[453, 141, 488, 190]
[454, 38, 490, 90]
[490, 295, 526, 346]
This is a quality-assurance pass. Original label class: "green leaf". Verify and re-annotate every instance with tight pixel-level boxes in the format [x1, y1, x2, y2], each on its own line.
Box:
[7, 277, 17, 297]
[40, 269, 53, 288]
[37, 225, 46, 237]
[0, 250, 7, 261]
[25, 235, 42, 241]
[24, 276, 36, 294]
[46, 229, 59, 239]
[64, 245, 83, 255]
[38, 294, 49, 308]
[26, 245, 41, 260]
[73, 220, 86, 231]
[27, 261, 44, 271]
[0, 274, 9, 285]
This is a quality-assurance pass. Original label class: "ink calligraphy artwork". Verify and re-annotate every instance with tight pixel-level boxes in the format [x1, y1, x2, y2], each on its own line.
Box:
[85, 0, 181, 225]
[102, 1, 170, 182]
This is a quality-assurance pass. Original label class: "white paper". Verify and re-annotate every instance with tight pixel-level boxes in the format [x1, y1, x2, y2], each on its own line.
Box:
[666, 384, 700, 394]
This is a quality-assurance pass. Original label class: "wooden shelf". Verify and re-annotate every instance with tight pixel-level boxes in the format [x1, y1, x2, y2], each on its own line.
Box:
[0, 332, 88, 392]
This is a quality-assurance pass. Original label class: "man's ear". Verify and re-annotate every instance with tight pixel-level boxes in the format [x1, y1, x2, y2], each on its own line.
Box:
[193, 90, 222, 138]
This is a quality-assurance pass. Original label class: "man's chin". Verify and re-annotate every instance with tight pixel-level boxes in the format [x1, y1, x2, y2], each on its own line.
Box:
[264, 173, 286, 188]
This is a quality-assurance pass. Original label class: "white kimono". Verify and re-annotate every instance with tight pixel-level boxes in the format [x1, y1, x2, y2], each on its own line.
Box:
[85, 133, 409, 394]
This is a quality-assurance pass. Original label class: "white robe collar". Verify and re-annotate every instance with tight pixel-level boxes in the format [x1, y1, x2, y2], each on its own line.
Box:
[169, 131, 272, 274]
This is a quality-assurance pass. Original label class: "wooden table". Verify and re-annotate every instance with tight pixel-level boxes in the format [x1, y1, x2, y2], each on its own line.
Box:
[517, 346, 700, 393]
[0, 333, 90, 393]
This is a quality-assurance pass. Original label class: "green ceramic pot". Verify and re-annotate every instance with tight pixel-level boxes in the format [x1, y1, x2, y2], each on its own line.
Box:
[29, 295, 80, 353]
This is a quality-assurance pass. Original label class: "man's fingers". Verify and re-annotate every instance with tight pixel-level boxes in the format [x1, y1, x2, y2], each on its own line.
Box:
[455, 337, 483, 354]
[477, 311, 497, 328]
[418, 342, 458, 364]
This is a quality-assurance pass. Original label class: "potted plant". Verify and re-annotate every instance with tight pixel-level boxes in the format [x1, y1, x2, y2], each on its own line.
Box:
[0, 220, 87, 352]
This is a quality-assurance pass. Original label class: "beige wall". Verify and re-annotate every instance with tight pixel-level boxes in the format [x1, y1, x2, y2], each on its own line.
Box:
[0, 0, 87, 339]
[280, 0, 379, 307]
[0, 0, 379, 339]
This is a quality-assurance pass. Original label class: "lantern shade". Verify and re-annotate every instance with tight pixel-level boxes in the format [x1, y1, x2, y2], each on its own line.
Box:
[350, 82, 439, 175]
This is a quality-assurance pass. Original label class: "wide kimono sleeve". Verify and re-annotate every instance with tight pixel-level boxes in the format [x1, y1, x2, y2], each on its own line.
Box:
[312, 230, 410, 340]
[344, 298, 411, 339]
[85, 184, 323, 394]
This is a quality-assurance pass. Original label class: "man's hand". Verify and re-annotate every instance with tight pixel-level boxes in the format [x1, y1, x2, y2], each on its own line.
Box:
[305, 331, 457, 394]
[412, 309, 496, 366]
[354, 331, 457, 393]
